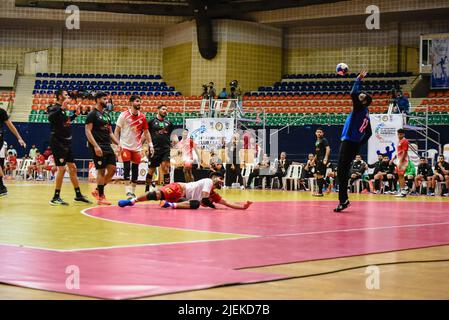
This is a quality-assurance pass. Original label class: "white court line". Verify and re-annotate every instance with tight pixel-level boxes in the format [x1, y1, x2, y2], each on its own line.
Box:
[3, 220, 449, 253]
[80, 206, 257, 238]
[268, 221, 449, 238]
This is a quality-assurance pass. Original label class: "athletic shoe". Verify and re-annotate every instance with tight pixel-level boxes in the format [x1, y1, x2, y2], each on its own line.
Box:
[91, 189, 100, 200]
[395, 192, 406, 198]
[375, 190, 381, 195]
[36, 176, 43, 181]
[443, 193, 449, 197]
[240, 185, 245, 190]
[334, 200, 350, 213]
[118, 199, 135, 208]
[361, 189, 369, 194]
[49, 197, 69, 206]
[313, 193, 324, 197]
[126, 192, 136, 200]
[160, 200, 174, 208]
[74, 196, 92, 204]
[429, 192, 435, 196]
[97, 196, 111, 206]
[0, 186, 8, 197]
[409, 191, 418, 196]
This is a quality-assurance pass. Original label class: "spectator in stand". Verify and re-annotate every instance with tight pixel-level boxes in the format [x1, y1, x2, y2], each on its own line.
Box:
[27, 150, 45, 181]
[7, 145, 17, 157]
[5, 151, 18, 175]
[218, 88, 228, 99]
[393, 91, 411, 114]
[429, 155, 449, 196]
[43, 146, 52, 160]
[373, 154, 396, 194]
[273, 152, 291, 190]
[246, 153, 270, 189]
[349, 154, 368, 192]
[29, 145, 38, 159]
[413, 157, 433, 195]
[45, 154, 58, 181]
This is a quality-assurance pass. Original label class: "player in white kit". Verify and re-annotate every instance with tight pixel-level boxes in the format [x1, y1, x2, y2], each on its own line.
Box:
[114, 95, 153, 199]
[118, 172, 252, 210]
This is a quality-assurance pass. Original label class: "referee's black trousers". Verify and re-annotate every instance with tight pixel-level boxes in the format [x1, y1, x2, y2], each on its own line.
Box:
[337, 140, 360, 203]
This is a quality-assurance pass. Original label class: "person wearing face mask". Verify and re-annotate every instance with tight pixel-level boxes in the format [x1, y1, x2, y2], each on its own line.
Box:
[334, 70, 373, 212]
[47, 89, 90, 205]
[114, 95, 153, 199]
[85, 92, 120, 205]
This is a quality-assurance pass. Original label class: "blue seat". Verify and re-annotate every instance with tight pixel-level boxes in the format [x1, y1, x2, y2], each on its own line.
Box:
[148, 75, 155, 79]
[142, 75, 148, 79]
[155, 75, 162, 79]
[36, 73, 43, 77]
[34, 85, 41, 90]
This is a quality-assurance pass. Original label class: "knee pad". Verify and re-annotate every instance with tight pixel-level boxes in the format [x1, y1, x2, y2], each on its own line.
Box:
[146, 191, 158, 201]
[189, 200, 200, 209]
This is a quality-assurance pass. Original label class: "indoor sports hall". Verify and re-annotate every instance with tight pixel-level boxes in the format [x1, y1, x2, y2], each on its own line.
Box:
[1, 0, 449, 300]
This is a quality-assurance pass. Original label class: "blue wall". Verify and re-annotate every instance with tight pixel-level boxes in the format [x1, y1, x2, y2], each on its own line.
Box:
[3, 122, 449, 164]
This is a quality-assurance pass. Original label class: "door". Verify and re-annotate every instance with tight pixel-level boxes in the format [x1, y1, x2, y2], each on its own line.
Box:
[24, 50, 48, 75]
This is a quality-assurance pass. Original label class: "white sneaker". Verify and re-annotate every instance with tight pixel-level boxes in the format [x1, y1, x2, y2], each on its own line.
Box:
[240, 185, 245, 190]
[395, 192, 406, 198]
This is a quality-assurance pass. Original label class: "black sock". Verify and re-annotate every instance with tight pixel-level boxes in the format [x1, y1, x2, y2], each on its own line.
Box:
[388, 179, 394, 191]
[54, 189, 61, 199]
[429, 187, 434, 193]
[98, 185, 105, 197]
[163, 173, 170, 185]
[407, 180, 413, 190]
[145, 173, 152, 192]
[374, 180, 380, 191]
[75, 187, 82, 198]
[317, 178, 324, 194]
[0, 176, 4, 188]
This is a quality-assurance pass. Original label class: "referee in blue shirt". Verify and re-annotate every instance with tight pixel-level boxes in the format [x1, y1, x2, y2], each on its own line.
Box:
[334, 70, 373, 212]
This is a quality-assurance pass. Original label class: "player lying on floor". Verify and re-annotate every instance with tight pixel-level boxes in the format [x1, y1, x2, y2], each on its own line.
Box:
[118, 173, 253, 210]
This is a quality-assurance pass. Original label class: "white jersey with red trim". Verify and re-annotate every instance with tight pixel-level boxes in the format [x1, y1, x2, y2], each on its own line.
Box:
[116, 109, 148, 151]
[184, 178, 214, 201]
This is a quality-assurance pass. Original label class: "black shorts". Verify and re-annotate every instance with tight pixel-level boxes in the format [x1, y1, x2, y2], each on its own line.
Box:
[149, 149, 170, 168]
[91, 148, 117, 170]
[315, 160, 326, 176]
[51, 140, 74, 167]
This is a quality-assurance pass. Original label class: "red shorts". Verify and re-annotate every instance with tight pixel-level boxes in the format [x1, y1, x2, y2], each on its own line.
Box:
[396, 159, 409, 175]
[121, 149, 141, 164]
[160, 183, 184, 202]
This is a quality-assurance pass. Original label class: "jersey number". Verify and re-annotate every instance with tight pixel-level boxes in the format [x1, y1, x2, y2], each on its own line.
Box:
[359, 118, 369, 133]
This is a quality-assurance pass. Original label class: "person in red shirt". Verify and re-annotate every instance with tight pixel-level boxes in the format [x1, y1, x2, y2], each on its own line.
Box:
[394, 128, 409, 197]
[43, 146, 52, 160]
[5, 151, 17, 174]
[27, 150, 46, 180]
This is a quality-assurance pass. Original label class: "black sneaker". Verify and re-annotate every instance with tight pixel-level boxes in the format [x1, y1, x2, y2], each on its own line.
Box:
[74, 195, 93, 204]
[334, 200, 350, 213]
[0, 186, 7, 197]
[50, 197, 69, 206]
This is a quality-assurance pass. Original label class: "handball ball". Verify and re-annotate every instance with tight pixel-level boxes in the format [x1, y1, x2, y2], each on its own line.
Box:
[336, 63, 349, 76]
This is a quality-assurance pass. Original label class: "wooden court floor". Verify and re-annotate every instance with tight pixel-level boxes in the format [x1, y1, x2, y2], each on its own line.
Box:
[1, 181, 449, 300]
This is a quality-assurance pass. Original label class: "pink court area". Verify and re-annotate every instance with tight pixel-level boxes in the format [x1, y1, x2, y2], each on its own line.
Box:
[2, 200, 449, 299]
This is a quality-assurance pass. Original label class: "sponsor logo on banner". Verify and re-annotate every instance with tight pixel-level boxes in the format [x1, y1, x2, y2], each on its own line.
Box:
[368, 114, 403, 164]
